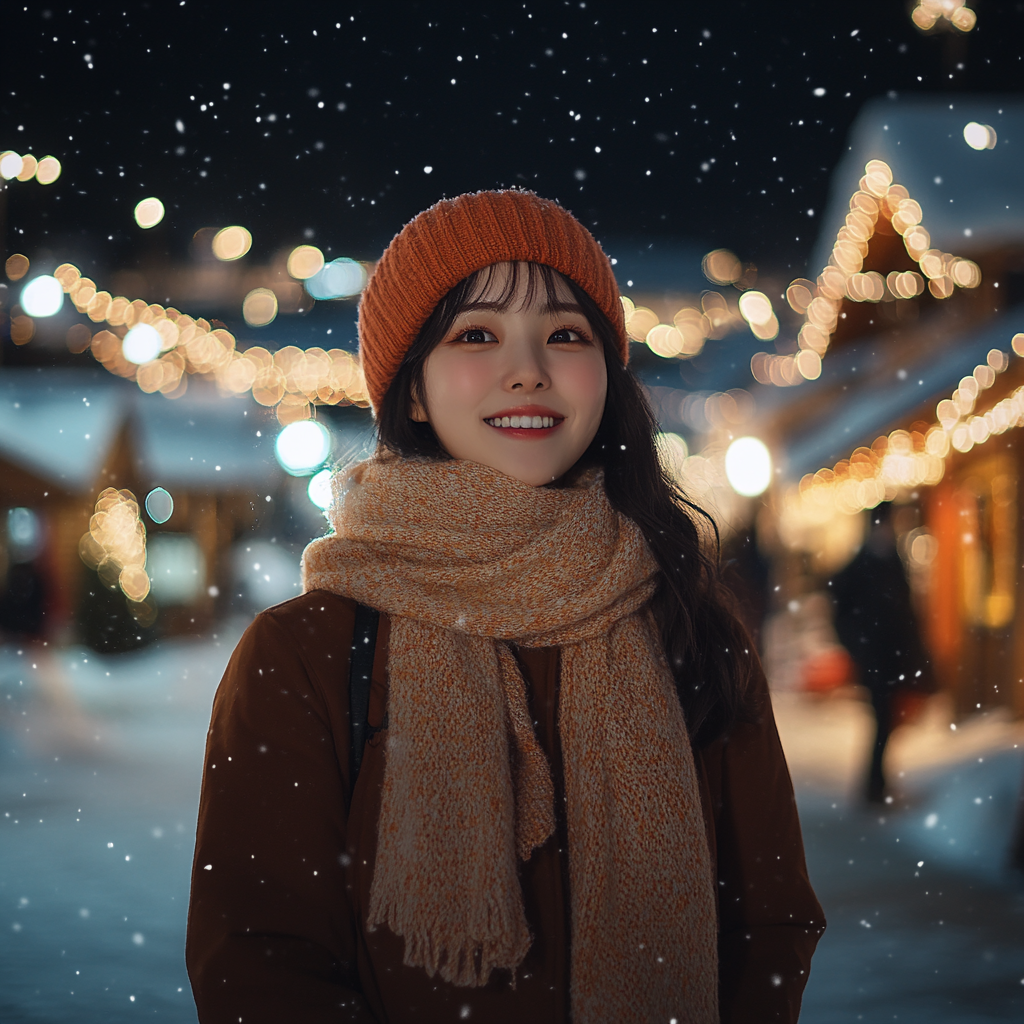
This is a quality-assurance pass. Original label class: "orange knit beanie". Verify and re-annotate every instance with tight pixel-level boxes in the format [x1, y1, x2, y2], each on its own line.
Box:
[357, 190, 628, 412]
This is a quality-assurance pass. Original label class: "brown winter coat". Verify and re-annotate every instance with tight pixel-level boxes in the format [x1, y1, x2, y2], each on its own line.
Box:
[186, 591, 825, 1023]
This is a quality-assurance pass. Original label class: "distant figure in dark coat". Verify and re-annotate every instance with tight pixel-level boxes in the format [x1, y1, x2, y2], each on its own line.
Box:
[830, 503, 931, 804]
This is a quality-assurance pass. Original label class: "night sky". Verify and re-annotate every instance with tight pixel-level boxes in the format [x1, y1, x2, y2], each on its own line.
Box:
[3, 1, 1023, 286]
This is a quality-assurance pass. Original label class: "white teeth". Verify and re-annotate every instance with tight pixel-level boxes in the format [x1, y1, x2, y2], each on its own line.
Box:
[485, 415, 559, 428]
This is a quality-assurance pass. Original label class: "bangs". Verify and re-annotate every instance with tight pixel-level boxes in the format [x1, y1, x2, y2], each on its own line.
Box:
[455, 261, 569, 316]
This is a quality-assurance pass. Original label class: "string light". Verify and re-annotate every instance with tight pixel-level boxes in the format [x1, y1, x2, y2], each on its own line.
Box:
[620, 290, 745, 362]
[0, 151, 62, 184]
[78, 487, 151, 604]
[758, 160, 982, 388]
[911, 0, 977, 32]
[49, 262, 371, 424]
[784, 338, 1023, 536]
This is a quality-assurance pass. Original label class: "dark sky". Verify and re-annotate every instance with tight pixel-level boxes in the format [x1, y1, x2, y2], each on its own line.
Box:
[3, 1, 1022, 283]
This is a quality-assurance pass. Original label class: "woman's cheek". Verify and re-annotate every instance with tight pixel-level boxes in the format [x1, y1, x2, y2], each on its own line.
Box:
[561, 354, 608, 421]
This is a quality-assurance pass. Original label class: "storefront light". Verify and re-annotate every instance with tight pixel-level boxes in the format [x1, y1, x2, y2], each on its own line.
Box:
[725, 437, 773, 497]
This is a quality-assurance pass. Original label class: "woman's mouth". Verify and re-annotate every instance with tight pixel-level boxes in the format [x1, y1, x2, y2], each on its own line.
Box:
[484, 414, 560, 429]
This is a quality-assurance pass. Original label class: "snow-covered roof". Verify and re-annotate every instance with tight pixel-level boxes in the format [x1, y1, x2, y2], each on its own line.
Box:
[809, 95, 1024, 276]
[0, 369, 367, 492]
[0, 369, 124, 491]
[133, 389, 278, 488]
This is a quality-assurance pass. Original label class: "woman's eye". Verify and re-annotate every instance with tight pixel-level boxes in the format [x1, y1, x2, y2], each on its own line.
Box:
[456, 328, 498, 344]
[548, 328, 587, 344]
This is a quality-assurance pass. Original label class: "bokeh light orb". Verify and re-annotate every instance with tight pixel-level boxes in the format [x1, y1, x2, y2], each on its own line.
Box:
[134, 196, 166, 229]
[0, 152, 24, 180]
[307, 468, 334, 510]
[275, 420, 331, 476]
[725, 436, 773, 497]
[212, 225, 253, 261]
[144, 487, 174, 524]
[20, 275, 63, 317]
[286, 244, 325, 280]
[122, 323, 162, 364]
[305, 258, 367, 299]
[35, 155, 62, 184]
[963, 122, 997, 151]
[242, 287, 278, 327]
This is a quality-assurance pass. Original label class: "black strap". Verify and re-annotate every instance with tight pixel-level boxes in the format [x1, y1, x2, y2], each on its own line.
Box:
[349, 603, 381, 788]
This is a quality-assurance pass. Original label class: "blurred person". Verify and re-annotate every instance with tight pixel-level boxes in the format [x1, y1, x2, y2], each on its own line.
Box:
[187, 191, 825, 1023]
[830, 503, 933, 804]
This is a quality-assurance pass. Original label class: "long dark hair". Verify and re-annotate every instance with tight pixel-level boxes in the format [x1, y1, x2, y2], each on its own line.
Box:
[375, 262, 758, 747]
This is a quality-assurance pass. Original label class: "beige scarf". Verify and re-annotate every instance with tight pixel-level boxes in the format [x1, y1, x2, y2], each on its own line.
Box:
[302, 455, 718, 1024]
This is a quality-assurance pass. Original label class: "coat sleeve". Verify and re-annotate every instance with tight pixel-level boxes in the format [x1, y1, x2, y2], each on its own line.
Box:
[698, 665, 827, 1024]
[185, 597, 378, 1023]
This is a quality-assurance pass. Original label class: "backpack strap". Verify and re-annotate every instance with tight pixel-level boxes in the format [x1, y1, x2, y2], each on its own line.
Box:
[349, 602, 381, 789]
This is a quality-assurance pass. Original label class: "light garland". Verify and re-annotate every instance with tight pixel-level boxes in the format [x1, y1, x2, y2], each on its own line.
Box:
[0, 150, 62, 185]
[911, 0, 977, 33]
[50, 263, 370, 425]
[784, 340, 1024, 526]
[755, 159, 982, 388]
[619, 290, 746, 360]
[77, 487, 150, 604]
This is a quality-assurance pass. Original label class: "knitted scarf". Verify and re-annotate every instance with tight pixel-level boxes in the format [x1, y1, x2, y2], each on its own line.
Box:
[302, 455, 718, 1024]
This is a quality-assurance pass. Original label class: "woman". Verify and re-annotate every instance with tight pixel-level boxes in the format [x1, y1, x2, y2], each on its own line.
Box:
[186, 190, 825, 1023]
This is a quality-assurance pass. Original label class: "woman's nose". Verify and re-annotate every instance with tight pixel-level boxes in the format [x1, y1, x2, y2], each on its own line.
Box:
[503, 340, 550, 391]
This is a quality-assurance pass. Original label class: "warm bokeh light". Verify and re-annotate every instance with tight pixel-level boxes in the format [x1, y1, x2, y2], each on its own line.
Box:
[737, 290, 772, 327]
[16, 154, 38, 181]
[242, 287, 279, 326]
[725, 437, 772, 497]
[16, 261, 380, 414]
[20, 275, 64, 317]
[34, 155, 62, 184]
[10, 315, 34, 345]
[5, 253, 29, 281]
[786, 279, 814, 314]
[963, 122, 997, 151]
[212, 225, 253, 261]
[0, 151, 61, 183]
[286, 244, 325, 280]
[134, 197, 166, 229]
[912, 0, 977, 31]
[122, 323, 163, 364]
[701, 249, 742, 287]
[274, 420, 332, 476]
[762, 159, 982, 388]
[78, 487, 151, 603]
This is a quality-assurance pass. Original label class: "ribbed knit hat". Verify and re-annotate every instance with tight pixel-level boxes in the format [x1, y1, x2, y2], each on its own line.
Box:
[357, 190, 628, 413]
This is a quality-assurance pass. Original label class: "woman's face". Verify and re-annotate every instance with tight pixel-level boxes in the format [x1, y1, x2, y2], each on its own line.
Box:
[410, 262, 608, 486]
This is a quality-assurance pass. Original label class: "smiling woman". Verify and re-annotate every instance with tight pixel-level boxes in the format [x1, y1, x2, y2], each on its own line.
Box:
[187, 191, 825, 1024]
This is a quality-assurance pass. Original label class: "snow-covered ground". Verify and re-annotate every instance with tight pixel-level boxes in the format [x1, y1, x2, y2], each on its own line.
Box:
[774, 688, 1024, 1022]
[1, 632, 1022, 1022]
